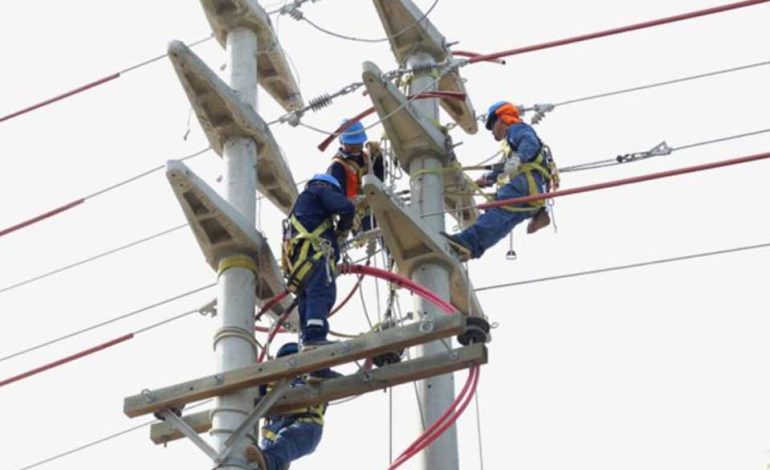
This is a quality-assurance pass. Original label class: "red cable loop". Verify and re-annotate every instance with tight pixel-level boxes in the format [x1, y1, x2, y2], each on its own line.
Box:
[468, 0, 770, 64]
[329, 274, 364, 318]
[389, 366, 480, 469]
[0, 73, 120, 125]
[0, 333, 133, 388]
[476, 151, 770, 211]
[339, 264, 459, 314]
[317, 92, 467, 152]
[0, 198, 85, 239]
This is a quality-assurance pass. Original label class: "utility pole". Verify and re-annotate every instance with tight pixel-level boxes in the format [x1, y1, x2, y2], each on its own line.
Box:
[210, 25, 260, 468]
[406, 52, 460, 470]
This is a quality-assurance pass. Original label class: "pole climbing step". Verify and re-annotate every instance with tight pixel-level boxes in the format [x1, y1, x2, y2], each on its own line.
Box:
[123, 313, 467, 418]
[372, 0, 478, 134]
[166, 160, 297, 327]
[167, 40, 298, 214]
[362, 175, 485, 318]
[150, 343, 487, 445]
[361, 61, 479, 228]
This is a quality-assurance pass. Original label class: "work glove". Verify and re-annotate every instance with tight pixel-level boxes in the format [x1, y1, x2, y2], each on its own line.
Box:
[365, 141, 382, 156]
[504, 154, 521, 178]
[336, 230, 350, 247]
[474, 176, 493, 188]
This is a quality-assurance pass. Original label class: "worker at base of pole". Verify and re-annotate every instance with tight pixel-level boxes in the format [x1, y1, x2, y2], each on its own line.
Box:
[245, 342, 340, 470]
[327, 119, 385, 234]
[442, 100, 558, 259]
[281, 174, 354, 351]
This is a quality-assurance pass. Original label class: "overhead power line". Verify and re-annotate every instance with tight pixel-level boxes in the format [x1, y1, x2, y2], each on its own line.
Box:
[288, 0, 440, 43]
[452, 150, 770, 214]
[14, 400, 213, 470]
[0, 284, 215, 363]
[0, 35, 213, 125]
[475, 241, 770, 292]
[524, 59, 770, 124]
[466, 0, 770, 65]
[0, 147, 209, 240]
[0, 309, 201, 388]
[560, 128, 770, 173]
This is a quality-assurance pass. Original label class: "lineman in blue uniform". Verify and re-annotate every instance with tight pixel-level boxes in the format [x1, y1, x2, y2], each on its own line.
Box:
[443, 101, 556, 259]
[281, 174, 355, 349]
[245, 342, 339, 470]
[327, 120, 385, 233]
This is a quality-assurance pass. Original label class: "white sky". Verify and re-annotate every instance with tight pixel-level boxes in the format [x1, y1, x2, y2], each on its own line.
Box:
[1, 1, 770, 469]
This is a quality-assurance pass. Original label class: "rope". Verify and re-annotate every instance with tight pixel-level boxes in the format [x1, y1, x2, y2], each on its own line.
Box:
[467, 0, 770, 64]
[0, 36, 213, 125]
[0, 147, 209, 240]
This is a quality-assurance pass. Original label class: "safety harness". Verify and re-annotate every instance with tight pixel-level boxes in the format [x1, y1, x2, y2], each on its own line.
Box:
[487, 141, 560, 213]
[261, 384, 327, 442]
[281, 211, 335, 294]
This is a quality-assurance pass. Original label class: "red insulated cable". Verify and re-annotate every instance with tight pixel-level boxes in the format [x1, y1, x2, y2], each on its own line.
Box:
[399, 365, 475, 454]
[257, 307, 295, 363]
[389, 366, 480, 469]
[468, 0, 770, 64]
[329, 274, 364, 318]
[0, 333, 133, 388]
[451, 50, 506, 65]
[0, 73, 120, 124]
[317, 92, 467, 152]
[476, 150, 770, 211]
[339, 264, 459, 314]
[0, 199, 85, 239]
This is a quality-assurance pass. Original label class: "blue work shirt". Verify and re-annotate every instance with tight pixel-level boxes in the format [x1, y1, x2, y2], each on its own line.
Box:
[484, 122, 543, 182]
[290, 180, 355, 260]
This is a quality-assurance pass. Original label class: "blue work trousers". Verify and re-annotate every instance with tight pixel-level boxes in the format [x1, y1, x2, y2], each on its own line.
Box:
[297, 257, 336, 343]
[261, 419, 323, 470]
[456, 173, 544, 259]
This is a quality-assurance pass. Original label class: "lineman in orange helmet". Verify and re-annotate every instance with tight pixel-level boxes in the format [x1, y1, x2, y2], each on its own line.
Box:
[443, 101, 557, 259]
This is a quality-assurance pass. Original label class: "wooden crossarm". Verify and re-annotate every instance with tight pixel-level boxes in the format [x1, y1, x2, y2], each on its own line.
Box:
[150, 343, 487, 444]
[124, 314, 466, 418]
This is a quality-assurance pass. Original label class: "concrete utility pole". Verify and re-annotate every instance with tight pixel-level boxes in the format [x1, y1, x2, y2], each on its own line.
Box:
[211, 26, 260, 468]
[406, 52, 460, 470]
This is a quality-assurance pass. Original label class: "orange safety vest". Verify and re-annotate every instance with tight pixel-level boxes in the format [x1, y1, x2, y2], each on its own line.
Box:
[332, 151, 370, 199]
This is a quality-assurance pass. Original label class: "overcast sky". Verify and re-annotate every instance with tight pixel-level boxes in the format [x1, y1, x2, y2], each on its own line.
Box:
[2, 1, 770, 469]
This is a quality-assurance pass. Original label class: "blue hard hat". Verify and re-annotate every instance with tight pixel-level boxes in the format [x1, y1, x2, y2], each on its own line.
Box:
[485, 100, 509, 130]
[309, 173, 341, 190]
[339, 120, 367, 145]
[276, 342, 299, 358]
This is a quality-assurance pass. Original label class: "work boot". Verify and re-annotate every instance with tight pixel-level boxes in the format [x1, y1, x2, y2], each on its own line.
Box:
[301, 338, 338, 352]
[244, 444, 267, 470]
[306, 368, 343, 384]
[526, 208, 551, 234]
[440, 231, 471, 261]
